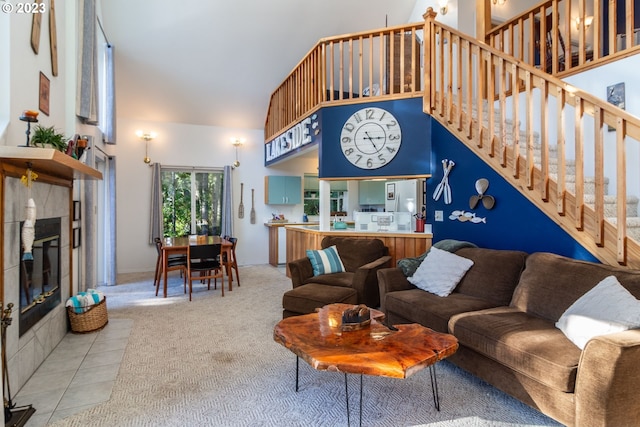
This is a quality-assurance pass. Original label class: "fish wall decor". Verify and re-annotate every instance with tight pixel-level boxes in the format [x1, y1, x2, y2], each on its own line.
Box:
[449, 210, 486, 224]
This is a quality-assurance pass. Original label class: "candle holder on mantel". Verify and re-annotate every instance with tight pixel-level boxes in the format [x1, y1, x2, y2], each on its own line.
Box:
[18, 111, 39, 147]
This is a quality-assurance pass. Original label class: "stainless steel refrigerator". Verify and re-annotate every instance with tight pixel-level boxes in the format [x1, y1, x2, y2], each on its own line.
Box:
[384, 179, 423, 215]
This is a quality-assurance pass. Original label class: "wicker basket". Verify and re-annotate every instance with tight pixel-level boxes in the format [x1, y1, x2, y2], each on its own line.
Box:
[67, 297, 108, 333]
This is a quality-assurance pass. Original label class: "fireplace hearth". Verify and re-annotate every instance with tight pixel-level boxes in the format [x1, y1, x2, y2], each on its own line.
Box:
[19, 217, 61, 336]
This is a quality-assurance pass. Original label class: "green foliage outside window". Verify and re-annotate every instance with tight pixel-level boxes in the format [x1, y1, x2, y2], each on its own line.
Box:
[161, 170, 223, 237]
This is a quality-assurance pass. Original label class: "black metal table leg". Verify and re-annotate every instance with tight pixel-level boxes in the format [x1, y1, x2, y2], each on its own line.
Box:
[429, 363, 440, 411]
[344, 373, 350, 426]
[295, 356, 299, 392]
[359, 374, 363, 427]
[343, 373, 364, 427]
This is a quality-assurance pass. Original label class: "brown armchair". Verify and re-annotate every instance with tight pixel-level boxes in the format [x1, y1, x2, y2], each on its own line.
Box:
[283, 236, 391, 317]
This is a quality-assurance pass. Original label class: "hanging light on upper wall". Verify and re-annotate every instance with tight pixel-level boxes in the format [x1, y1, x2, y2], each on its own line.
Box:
[231, 137, 245, 168]
[136, 130, 157, 164]
[575, 16, 594, 30]
[438, 0, 448, 15]
[492, 0, 507, 5]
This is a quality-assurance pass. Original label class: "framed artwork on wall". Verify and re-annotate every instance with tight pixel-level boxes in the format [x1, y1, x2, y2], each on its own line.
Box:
[387, 183, 396, 200]
[39, 72, 50, 116]
[606, 82, 625, 131]
[73, 201, 81, 221]
[73, 228, 81, 248]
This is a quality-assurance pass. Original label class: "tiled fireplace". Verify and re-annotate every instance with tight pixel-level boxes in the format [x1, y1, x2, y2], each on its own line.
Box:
[3, 177, 71, 392]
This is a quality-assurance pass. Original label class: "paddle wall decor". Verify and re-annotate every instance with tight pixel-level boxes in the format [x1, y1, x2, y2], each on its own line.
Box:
[432, 159, 454, 204]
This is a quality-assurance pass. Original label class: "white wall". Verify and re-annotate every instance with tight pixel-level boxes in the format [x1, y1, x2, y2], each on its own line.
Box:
[565, 56, 640, 199]
[114, 119, 318, 274]
[410, 0, 459, 28]
[7, 7, 66, 146]
[0, 9, 9, 143]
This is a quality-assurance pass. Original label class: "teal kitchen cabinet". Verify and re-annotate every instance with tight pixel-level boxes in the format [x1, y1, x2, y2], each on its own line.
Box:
[265, 175, 302, 205]
[358, 180, 385, 205]
[330, 180, 347, 191]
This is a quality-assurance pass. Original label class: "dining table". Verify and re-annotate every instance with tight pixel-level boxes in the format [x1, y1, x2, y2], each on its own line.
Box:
[161, 235, 233, 298]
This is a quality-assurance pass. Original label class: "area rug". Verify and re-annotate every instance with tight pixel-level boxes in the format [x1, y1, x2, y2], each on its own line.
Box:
[49, 265, 561, 427]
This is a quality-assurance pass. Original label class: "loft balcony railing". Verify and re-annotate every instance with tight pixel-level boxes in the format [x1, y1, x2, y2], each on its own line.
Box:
[264, 7, 640, 268]
[264, 23, 425, 141]
[487, 0, 640, 79]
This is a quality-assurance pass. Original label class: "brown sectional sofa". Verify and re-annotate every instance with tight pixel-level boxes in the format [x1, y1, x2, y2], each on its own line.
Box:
[378, 247, 640, 427]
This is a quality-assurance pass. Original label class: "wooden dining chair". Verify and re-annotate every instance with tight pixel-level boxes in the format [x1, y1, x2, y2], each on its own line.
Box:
[223, 236, 240, 287]
[187, 243, 224, 300]
[154, 238, 187, 296]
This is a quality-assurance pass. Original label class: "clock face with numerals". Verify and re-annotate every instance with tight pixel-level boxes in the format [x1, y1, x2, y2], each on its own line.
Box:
[340, 107, 402, 169]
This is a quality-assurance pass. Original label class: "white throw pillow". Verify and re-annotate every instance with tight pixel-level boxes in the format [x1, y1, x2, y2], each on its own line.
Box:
[556, 275, 640, 350]
[407, 246, 474, 297]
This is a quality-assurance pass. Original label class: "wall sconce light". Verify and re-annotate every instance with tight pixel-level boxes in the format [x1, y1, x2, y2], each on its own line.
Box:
[231, 137, 245, 168]
[575, 16, 594, 30]
[492, 0, 507, 5]
[438, 0, 448, 15]
[136, 130, 156, 164]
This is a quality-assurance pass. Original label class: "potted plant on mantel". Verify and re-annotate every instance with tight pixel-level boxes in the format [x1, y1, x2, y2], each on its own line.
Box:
[30, 125, 67, 152]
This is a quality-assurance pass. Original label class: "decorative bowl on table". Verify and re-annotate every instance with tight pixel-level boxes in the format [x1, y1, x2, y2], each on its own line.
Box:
[341, 304, 371, 331]
[333, 221, 348, 229]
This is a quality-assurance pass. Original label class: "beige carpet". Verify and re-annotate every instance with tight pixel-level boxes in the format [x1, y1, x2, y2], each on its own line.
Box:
[49, 265, 561, 427]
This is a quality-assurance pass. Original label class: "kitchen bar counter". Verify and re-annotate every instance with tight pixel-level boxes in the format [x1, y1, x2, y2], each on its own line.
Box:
[264, 222, 317, 266]
[284, 225, 432, 276]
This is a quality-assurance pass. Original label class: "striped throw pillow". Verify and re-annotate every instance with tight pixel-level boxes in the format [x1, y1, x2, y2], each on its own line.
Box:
[306, 245, 346, 276]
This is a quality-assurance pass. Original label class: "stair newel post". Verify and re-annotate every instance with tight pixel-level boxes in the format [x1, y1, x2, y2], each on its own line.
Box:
[515, 71, 534, 190]
[438, 28, 445, 118]
[498, 56, 507, 167]
[476, 47, 484, 148]
[423, 7, 437, 114]
[616, 117, 627, 264]
[466, 41, 473, 140]
[446, 30, 453, 124]
[556, 85, 566, 215]
[594, 105, 605, 246]
[511, 62, 520, 179]
[538, 76, 549, 197]
[574, 95, 585, 231]
[487, 51, 495, 157]
[456, 34, 463, 132]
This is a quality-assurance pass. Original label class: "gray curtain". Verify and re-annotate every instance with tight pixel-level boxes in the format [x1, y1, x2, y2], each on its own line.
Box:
[103, 44, 116, 143]
[77, 0, 98, 124]
[149, 163, 163, 244]
[107, 156, 117, 285]
[83, 137, 97, 289]
[220, 165, 233, 237]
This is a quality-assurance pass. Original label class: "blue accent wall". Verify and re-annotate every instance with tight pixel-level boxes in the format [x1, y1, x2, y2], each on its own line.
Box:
[428, 119, 599, 262]
[319, 98, 431, 178]
[280, 96, 599, 261]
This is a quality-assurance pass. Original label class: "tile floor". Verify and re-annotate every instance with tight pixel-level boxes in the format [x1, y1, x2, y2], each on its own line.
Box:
[13, 318, 133, 427]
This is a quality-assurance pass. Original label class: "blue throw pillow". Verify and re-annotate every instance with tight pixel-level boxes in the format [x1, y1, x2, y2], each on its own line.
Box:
[306, 245, 346, 276]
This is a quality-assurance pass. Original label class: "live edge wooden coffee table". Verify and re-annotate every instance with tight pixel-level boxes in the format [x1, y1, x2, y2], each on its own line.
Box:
[273, 303, 458, 426]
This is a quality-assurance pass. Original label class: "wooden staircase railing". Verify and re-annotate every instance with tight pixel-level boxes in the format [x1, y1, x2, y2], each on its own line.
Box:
[262, 7, 640, 269]
[487, 0, 640, 79]
[424, 8, 640, 268]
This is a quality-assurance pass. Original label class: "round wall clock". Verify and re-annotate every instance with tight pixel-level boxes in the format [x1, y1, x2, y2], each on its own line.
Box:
[340, 107, 402, 169]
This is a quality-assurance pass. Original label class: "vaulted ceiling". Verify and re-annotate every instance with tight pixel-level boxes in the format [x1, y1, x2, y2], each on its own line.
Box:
[100, 0, 417, 132]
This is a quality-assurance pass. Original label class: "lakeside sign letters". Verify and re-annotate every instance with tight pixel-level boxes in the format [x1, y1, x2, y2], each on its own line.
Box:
[265, 113, 319, 165]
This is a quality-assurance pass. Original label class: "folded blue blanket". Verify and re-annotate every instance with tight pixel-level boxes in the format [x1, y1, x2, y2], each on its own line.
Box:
[66, 289, 105, 314]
